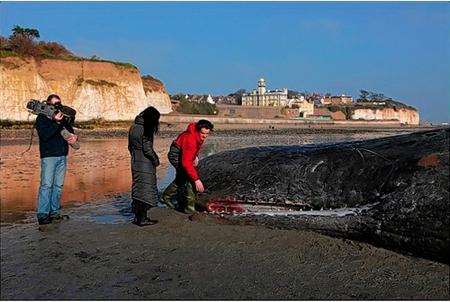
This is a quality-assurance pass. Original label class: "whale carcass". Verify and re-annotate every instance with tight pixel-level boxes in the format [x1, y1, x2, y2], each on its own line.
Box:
[197, 128, 449, 263]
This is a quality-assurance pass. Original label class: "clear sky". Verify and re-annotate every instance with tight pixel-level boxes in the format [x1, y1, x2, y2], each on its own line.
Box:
[1, 1, 449, 122]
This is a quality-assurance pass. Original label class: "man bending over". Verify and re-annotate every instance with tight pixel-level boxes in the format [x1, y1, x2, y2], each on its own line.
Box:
[161, 119, 213, 213]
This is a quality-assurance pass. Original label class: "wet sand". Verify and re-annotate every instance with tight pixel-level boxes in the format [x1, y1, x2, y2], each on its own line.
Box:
[1, 127, 448, 299]
[1, 202, 448, 300]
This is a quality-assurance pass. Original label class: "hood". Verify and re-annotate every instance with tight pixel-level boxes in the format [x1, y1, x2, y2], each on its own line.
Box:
[186, 122, 196, 134]
[186, 122, 202, 144]
[134, 112, 145, 125]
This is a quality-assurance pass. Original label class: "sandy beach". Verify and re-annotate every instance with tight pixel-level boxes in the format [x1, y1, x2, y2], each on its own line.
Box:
[1, 203, 449, 300]
[1, 126, 448, 300]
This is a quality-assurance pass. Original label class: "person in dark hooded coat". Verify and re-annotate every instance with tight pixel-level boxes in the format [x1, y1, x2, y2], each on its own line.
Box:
[128, 106, 160, 226]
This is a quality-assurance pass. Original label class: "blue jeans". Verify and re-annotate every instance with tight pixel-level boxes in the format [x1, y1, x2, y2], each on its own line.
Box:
[37, 156, 67, 220]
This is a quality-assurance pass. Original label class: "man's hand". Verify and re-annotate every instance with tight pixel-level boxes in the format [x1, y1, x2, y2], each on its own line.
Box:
[54, 112, 64, 121]
[194, 179, 205, 193]
[67, 134, 78, 145]
[193, 156, 199, 167]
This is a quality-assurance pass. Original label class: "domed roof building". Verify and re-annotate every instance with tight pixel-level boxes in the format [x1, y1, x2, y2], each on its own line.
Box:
[242, 78, 288, 107]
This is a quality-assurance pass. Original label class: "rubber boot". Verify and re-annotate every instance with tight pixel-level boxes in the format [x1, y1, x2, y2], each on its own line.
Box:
[133, 201, 158, 226]
[184, 182, 197, 214]
[161, 181, 176, 209]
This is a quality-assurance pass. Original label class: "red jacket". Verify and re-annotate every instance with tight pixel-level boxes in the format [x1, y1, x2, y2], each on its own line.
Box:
[174, 123, 203, 181]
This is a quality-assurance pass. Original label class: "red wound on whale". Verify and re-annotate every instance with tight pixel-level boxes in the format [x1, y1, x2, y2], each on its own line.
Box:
[206, 198, 245, 214]
[418, 154, 440, 168]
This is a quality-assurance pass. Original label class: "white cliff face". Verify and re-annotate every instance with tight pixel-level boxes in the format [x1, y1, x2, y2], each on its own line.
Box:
[141, 75, 172, 114]
[0, 57, 172, 121]
[144, 91, 172, 114]
[351, 108, 419, 125]
[0, 57, 46, 120]
[71, 81, 147, 120]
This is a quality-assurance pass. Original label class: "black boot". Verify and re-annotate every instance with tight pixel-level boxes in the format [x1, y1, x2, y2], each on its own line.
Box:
[50, 213, 70, 223]
[38, 215, 52, 225]
[133, 201, 158, 226]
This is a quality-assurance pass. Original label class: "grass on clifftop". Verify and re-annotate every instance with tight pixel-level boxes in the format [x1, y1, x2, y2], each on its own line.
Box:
[0, 51, 138, 70]
[66, 56, 138, 70]
[1, 25, 138, 70]
[0, 50, 19, 58]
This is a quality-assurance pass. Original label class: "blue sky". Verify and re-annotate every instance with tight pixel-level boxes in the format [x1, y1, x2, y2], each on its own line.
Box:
[1, 1, 449, 122]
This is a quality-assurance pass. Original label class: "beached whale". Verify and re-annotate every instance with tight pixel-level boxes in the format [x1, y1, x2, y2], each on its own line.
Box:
[198, 128, 449, 263]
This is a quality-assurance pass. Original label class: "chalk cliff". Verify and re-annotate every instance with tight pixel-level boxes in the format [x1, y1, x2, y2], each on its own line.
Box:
[141, 75, 172, 115]
[351, 107, 419, 125]
[320, 101, 420, 125]
[0, 56, 172, 121]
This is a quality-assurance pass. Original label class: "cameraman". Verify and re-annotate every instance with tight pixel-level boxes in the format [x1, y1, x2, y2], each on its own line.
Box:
[35, 94, 77, 225]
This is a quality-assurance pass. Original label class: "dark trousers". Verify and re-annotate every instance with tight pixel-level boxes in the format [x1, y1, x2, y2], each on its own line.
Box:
[162, 169, 197, 211]
[161, 143, 197, 211]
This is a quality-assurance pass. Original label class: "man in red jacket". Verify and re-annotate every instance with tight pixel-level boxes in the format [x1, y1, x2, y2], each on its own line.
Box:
[161, 119, 214, 213]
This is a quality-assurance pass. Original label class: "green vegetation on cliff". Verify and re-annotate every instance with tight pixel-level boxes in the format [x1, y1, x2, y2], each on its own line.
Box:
[357, 89, 417, 110]
[74, 77, 118, 88]
[178, 99, 218, 115]
[0, 25, 137, 69]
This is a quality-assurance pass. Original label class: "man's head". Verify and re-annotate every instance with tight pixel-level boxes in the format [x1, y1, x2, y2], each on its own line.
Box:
[46, 94, 61, 105]
[195, 119, 214, 142]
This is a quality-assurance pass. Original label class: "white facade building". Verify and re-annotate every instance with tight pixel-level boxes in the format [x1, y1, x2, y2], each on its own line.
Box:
[242, 78, 288, 107]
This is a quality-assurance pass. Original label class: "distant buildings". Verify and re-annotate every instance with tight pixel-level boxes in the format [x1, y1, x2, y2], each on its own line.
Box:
[242, 78, 288, 107]
[321, 95, 353, 105]
[241, 78, 316, 118]
[290, 98, 314, 118]
[172, 94, 215, 104]
[170, 78, 419, 124]
[213, 95, 238, 105]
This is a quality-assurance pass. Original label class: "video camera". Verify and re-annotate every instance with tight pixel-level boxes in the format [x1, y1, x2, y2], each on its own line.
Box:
[26, 99, 77, 125]
[26, 99, 80, 150]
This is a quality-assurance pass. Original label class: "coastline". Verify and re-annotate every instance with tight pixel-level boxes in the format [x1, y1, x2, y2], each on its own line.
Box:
[0, 119, 433, 141]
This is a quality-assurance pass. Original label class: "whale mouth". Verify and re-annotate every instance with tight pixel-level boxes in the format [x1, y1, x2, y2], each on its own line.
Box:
[205, 198, 375, 218]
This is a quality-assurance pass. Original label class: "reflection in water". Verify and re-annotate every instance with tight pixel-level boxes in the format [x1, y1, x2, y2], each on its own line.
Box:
[1, 131, 393, 222]
[158, 164, 176, 191]
[0, 138, 174, 222]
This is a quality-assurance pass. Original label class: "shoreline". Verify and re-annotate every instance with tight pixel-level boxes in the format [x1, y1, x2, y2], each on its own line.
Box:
[0, 122, 434, 141]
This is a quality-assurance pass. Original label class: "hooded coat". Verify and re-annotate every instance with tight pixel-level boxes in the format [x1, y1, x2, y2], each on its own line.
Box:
[173, 122, 203, 182]
[128, 113, 160, 206]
